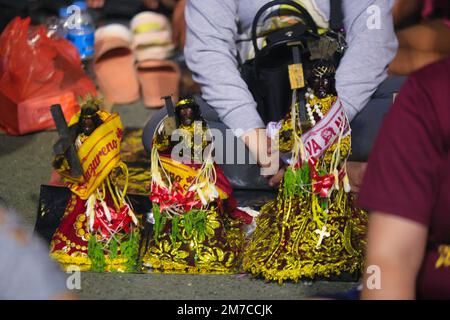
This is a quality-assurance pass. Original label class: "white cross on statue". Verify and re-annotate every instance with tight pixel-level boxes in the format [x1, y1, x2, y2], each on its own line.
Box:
[315, 225, 330, 249]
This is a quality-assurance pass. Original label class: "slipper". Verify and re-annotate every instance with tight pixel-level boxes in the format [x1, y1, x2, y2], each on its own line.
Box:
[131, 11, 171, 33]
[131, 11, 175, 61]
[131, 12, 180, 108]
[93, 24, 140, 104]
[137, 59, 181, 108]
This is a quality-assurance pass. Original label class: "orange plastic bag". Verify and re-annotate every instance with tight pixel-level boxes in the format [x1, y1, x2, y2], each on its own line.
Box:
[0, 17, 96, 135]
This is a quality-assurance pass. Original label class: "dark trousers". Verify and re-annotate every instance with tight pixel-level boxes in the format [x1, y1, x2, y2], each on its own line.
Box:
[348, 76, 405, 161]
[143, 76, 406, 190]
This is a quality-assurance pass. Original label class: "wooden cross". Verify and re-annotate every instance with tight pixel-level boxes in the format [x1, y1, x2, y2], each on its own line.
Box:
[51, 104, 83, 177]
[162, 96, 178, 134]
[315, 225, 330, 249]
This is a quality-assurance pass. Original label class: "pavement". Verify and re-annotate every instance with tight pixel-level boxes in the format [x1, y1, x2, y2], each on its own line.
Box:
[0, 101, 357, 300]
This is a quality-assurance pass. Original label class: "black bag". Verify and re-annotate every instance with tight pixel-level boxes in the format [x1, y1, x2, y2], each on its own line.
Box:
[240, 0, 344, 124]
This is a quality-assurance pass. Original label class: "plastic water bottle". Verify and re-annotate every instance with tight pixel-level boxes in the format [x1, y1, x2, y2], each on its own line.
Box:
[65, 1, 95, 61]
[57, 7, 70, 39]
[45, 14, 64, 39]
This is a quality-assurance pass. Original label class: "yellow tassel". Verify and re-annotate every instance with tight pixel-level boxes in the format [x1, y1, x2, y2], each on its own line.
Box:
[204, 184, 219, 202]
[96, 187, 111, 222]
[106, 177, 120, 210]
[151, 147, 168, 188]
[197, 188, 207, 206]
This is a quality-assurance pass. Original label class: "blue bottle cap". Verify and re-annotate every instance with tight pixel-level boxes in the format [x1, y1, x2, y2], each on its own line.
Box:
[59, 7, 69, 18]
[72, 1, 87, 11]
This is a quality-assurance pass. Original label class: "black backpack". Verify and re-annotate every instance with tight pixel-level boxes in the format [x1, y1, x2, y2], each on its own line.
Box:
[240, 0, 344, 124]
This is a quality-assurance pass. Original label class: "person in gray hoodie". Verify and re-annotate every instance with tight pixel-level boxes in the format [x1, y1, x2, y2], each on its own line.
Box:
[143, 0, 403, 190]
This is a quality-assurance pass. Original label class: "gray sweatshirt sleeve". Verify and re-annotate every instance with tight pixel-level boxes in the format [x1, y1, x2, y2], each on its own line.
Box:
[337, 0, 398, 121]
[185, 0, 265, 133]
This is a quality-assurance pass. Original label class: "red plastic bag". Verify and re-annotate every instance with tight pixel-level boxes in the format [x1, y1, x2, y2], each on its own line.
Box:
[0, 17, 96, 135]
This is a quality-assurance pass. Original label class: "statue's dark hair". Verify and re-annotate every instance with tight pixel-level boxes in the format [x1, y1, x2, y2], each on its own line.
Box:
[175, 96, 202, 122]
[77, 107, 103, 135]
[310, 59, 337, 78]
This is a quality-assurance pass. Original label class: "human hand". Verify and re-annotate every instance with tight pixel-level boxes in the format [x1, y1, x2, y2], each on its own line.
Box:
[346, 161, 367, 193]
[268, 166, 287, 187]
[86, 0, 105, 8]
[240, 128, 280, 178]
[172, 0, 186, 49]
[52, 155, 65, 170]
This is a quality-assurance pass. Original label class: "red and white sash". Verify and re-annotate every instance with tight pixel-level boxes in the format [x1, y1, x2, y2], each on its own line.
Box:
[302, 98, 350, 159]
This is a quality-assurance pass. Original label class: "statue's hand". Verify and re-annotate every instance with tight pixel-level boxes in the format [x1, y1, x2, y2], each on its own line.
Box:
[52, 155, 72, 175]
[52, 155, 66, 170]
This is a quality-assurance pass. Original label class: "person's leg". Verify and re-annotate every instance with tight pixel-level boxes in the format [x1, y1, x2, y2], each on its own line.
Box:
[346, 76, 406, 190]
[347, 94, 393, 190]
[205, 118, 272, 190]
[142, 95, 272, 190]
[142, 107, 166, 154]
[349, 75, 406, 162]
[349, 97, 393, 162]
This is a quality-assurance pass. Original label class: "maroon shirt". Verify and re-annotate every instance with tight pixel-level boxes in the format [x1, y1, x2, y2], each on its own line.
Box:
[358, 58, 450, 299]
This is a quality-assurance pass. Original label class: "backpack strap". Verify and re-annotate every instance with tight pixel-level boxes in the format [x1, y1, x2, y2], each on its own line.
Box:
[329, 0, 344, 31]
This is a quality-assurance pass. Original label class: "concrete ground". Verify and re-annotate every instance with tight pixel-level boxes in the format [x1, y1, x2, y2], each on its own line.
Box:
[0, 101, 357, 300]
